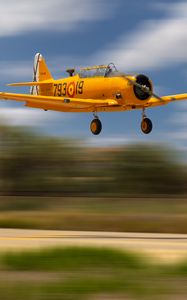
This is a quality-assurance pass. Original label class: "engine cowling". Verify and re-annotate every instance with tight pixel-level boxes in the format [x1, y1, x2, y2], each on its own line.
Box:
[133, 74, 152, 101]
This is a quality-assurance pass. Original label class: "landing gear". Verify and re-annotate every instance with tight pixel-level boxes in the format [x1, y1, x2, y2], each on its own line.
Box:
[141, 109, 153, 134]
[90, 115, 102, 135]
[89, 110, 153, 135]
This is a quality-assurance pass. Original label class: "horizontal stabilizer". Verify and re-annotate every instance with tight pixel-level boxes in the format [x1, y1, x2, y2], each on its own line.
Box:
[7, 81, 52, 87]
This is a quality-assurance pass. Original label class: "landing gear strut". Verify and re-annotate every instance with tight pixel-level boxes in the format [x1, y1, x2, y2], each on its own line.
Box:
[141, 109, 152, 134]
[89, 110, 153, 135]
[90, 114, 102, 135]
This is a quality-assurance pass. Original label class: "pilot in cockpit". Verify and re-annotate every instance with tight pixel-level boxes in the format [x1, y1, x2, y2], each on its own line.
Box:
[105, 66, 112, 77]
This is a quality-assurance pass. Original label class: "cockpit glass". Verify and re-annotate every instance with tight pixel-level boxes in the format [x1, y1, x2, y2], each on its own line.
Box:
[79, 63, 119, 78]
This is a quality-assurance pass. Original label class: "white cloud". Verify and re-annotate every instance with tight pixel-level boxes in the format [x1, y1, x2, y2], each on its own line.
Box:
[0, 107, 51, 126]
[0, 54, 86, 82]
[0, 107, 72, 127]
[168, 101, 187, 144]
[171, 113, 187, 126]
[0, 55, 85, 83]
[0, 61, 32, 81]
[169, 131, 187, 141]
[86, 135, 133, 147]
[170, 102, 187, 126]
[174, 101, 187, 110]
[93, 2, 187, 71]
[0, 0, 118, 36]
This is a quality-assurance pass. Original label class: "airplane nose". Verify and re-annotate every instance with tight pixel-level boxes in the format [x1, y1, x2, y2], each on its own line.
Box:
[133, 74, 152, 101]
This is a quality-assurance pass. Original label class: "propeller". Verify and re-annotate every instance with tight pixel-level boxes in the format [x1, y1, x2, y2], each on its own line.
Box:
[123, 74, 163, 102]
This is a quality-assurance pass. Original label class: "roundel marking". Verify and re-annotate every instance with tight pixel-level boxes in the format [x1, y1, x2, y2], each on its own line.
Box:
[67, 82, 76, 97]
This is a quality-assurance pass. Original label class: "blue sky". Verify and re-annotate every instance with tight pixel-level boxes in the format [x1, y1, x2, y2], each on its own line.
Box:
[0, 0, 187, 149]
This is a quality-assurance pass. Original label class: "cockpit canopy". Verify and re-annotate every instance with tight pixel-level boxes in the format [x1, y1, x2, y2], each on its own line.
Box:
[78, 63, 120, 78]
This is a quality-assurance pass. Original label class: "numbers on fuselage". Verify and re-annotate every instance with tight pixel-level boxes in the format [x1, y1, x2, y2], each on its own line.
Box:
[53, 81, 84, 97]
[76, 81, 84, 95]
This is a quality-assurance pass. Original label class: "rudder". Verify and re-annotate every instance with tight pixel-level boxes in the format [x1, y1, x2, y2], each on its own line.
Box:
[31, 53, 53, 95]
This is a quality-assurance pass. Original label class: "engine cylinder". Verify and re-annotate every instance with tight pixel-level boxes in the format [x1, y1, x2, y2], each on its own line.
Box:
[133, 74, 152, 101]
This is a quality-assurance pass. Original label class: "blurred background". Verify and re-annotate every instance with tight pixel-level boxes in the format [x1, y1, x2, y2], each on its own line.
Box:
[0, 0, 186, 232]
[0, 124, 187, 234]
[0, 0, 187, 299]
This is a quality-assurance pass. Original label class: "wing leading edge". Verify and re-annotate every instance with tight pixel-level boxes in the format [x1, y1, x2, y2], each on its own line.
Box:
[1, 91, 187, 112]
[148, 93, 187, 107]
[0, 92, 118, 112]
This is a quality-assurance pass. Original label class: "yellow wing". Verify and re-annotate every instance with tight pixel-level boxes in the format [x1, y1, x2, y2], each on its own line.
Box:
[148, 93, 187, 107]
[0, 92, 118, 112]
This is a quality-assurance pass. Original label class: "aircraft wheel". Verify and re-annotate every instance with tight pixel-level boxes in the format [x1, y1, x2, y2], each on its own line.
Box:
[90, 118, 102, 135]
[141, 118, 152, 134]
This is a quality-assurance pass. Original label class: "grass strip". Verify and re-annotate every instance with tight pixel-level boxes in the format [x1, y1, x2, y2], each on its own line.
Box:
[0, 247, 187, 299]
[2, 247, 145, 271]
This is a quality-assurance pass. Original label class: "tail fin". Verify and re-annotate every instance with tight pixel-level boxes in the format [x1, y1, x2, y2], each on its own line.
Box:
[31, 53, 53, 95]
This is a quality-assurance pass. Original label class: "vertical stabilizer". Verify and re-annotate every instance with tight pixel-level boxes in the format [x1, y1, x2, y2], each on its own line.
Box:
[30, 53, 53, 95]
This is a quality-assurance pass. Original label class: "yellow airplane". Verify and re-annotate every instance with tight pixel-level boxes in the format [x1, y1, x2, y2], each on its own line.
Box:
[0, 52, 187, 135]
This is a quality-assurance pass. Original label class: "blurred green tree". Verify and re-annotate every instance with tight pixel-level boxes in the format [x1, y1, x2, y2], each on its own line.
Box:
[113, 144, 187, 195]
[0, 125, 186, 196]
[0, 125, 80, 194]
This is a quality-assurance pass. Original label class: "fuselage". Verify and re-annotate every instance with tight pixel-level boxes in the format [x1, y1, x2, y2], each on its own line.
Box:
[39, 72, 151, 113]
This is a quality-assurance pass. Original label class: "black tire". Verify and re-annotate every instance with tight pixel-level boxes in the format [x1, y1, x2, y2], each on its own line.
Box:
[141, 118, 153, 134]
[90, 119, 102, 135]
